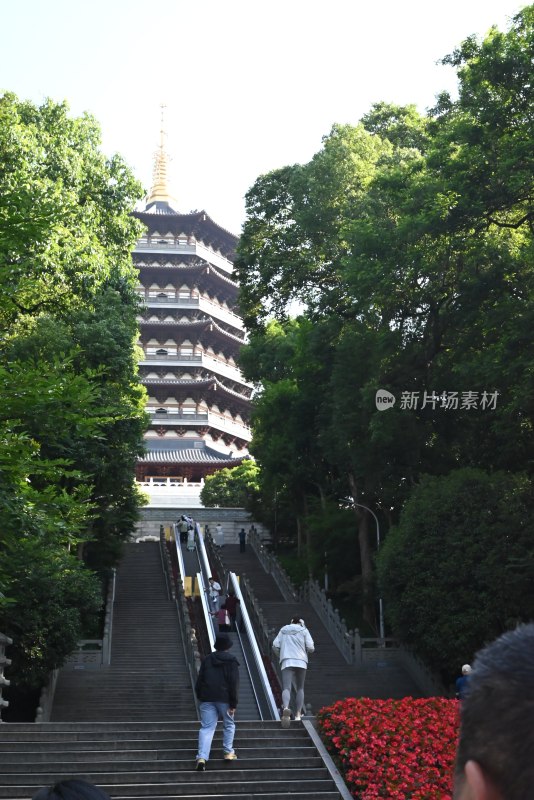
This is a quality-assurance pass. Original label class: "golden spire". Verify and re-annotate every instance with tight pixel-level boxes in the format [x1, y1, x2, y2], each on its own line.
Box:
[146, 104, 176, 207]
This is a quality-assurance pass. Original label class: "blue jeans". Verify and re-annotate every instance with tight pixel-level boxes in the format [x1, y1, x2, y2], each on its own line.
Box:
[197, 701, 236, 760]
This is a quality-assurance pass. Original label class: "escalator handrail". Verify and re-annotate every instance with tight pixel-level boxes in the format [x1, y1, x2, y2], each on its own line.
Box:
[173, 523, 187, 584]
[232, 613, 265, 720]
[228, 571, 280, 719]
[196, 523, 212, 585]
[197, 570, 216, 651]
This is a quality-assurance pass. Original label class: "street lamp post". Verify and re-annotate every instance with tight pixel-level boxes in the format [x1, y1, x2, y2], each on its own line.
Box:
[352, 502, 385, 641]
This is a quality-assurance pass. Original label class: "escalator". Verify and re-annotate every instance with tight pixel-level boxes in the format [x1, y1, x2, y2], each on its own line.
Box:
[171, 521, 279, 722]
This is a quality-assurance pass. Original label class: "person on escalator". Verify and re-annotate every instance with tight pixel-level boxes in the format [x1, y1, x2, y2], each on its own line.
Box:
[187, 524, 196, 551]
[178, 516, 189, 544]
[195, 633, 240, 770]
[208, 576, 221, 611]
[212, 607, 231, 632]
[272, 616, 315, 727]
[222, 590, 240, 632]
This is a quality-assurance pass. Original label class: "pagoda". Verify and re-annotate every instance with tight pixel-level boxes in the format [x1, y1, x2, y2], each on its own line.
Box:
[133, 118, 251, 506]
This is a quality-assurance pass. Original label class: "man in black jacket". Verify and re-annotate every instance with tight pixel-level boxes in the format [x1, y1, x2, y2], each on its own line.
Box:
[195, 634, 239, 770]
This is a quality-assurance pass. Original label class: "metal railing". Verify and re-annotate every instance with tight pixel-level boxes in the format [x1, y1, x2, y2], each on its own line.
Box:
[139, 294, 244, 329]
[148, 411, 209, 421]
[134, 240, 234, 276]
[228, 571, 279, 719]
[141, 352, 202, 362]
[145, 410, 252, 439]
[205, 536, 281, 718]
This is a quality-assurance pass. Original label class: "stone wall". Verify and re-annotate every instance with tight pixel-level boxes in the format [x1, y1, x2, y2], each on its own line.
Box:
[134, 507, 268, 544]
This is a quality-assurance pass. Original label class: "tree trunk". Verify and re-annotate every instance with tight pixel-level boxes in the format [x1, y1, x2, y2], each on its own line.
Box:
[302, 495, 313, 579]
[314, 482, 327, 512]
[348, 472, 377, 633]
[296, 515, 302, 558]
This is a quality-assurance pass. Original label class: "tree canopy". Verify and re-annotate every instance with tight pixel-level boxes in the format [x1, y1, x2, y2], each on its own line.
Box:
[234, 7, 534, 648]
[377, 468, 534, 678]
[0, 94, 147, 687]
[200, 460, 261, 511]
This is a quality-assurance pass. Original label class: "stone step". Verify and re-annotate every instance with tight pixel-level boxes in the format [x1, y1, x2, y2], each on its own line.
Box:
[0, 779, 336, 798]
[0, 788, 340, 800]
[0, 746, 318, 763]
[2, 755, 325, 772]
[0, 729, 310, 744]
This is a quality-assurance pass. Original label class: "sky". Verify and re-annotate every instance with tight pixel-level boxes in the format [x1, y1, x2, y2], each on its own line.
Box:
[0, 0, 526, 235]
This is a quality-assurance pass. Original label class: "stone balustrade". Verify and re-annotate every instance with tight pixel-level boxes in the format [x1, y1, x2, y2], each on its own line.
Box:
[159, 527, 202, 701]
[0, 632, 12, 721]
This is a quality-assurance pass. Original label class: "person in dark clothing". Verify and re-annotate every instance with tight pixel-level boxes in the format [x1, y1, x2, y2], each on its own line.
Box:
[238, 527, 247, 552]
[455, 664, 472, 700]
[33, 781, 110, 800]
[195, 634, 239, 770]
[222, 591, 240, 631]
[454, 624, 534, 800]
[178, 515, 189, 544]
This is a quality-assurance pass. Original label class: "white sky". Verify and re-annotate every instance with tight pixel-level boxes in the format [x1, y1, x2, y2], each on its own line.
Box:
[0, 0, 525, 234]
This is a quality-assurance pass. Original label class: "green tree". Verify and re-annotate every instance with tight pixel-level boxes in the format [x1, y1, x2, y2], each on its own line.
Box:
[235, 9, 533, 643]
[3, 540, 103, 688]
[0, 93, 142, 326]
[200, 460, 261, 510]
[430, 6, 533, 232]
[0, 94, 146, 690]
[377, 468, 534, 679]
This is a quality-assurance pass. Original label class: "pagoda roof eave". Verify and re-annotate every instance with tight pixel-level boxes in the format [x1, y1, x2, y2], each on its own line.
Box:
[133, 260, 239, 291]
[134, 209, 238, 258]
[138, 316, 245, 346]
[141, 376, 253, 407]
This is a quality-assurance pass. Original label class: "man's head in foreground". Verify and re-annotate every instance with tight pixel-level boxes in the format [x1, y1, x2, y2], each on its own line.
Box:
[454, 623, 534, 800]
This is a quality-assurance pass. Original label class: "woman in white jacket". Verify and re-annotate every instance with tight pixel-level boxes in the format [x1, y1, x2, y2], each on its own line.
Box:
[272, 616, 314, 727]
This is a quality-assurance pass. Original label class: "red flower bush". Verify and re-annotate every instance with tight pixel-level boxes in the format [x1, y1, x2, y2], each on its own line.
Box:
[317, 697, 459, 799]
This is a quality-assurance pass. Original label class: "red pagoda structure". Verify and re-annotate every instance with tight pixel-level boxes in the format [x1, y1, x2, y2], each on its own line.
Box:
[133, 121, 251, 507]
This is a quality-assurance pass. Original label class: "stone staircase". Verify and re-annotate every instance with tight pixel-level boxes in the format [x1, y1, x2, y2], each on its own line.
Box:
[0, 721, 349, 799]
[0, 541, 352, 800]
[218, 544, 422, 709]
[50, 542, 197, 721]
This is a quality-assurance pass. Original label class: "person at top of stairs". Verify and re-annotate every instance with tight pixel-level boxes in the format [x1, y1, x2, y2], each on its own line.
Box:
[195, 634, 240, 771]
[273, 616, 315, 728]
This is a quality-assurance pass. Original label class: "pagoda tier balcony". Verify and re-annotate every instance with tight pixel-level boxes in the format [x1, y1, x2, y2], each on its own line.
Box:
[141, 376, 253, 409]
[133, 261, 239, 299]
[134, 239, 233, 276]
[139, 351, 253, 388]
[146, 408, 252, 442]
[137, 322, 244, 360]
[138, 294, 244, 333]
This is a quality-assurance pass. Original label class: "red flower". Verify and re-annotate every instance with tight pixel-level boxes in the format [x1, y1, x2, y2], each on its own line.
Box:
[317, 697, 460, 799]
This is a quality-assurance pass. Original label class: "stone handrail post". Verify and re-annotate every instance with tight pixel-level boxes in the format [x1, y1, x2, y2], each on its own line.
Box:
[0, 632, 12, 721]
[303, 579, 355, 663]
[248, 529, 298, 602]
[35, 668, 59, 723]
[101, 568, 116, 666]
